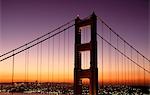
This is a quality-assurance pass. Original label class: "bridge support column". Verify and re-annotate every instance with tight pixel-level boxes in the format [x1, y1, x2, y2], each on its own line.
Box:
[74, 13, 98, 95]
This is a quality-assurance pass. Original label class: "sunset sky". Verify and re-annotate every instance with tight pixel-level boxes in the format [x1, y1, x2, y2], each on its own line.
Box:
[0, 0, 149, 85]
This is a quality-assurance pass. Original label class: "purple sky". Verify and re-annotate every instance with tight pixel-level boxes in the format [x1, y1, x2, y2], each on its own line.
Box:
[148, 0, 150, 58]
[0, 0, 149, 58]
[0, 0, 2, 53]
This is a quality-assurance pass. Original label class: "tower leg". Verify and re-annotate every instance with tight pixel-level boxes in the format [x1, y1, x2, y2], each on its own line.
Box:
[74, 13, 98, 95]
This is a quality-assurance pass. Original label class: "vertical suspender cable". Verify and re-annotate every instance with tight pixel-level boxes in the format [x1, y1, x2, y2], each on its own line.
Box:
[131, 48, 132, 86]
[124, 41, 126, 85]
[126, 52, 128, 85]
[25, 45, 28, 85]
[101, 22, 104, 88]
[52, 36, 54, 88]
[11, 50, 15, 95]
[117, 35, 119, 85]
[12, 50, 15, 86]
[68, 27, 70, 83]
[48, 38, 50, 93]
[25, 47, 26, 83]
[114, 36, 117, 85]
[102, 36, 103, 88]
[137, 53, 139, 86]
[27, 47, 29, 85]
[143, 57, 145, 86]
[109, 29, 111, 85]
[137, 52, 139, 86]
[127, 56, 129, 86]
[64, 31, 66, 84]
[58, 32, 60, 83]
[133, 52, 135, 86]
[40, 42, 42, 83]
[25, 45, 29, 86]
[37, 41, 39, 84]
[121, 50, 123, 85]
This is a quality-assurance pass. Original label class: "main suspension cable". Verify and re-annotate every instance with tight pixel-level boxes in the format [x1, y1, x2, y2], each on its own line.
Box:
[97, 33, 150, 74]
[97, 16, 150, 63]
[0, 24, 74, 62]
[0, 19, 75, 58]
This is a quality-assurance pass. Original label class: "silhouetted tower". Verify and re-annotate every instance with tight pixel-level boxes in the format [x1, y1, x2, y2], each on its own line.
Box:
[74, 13, 98, 95]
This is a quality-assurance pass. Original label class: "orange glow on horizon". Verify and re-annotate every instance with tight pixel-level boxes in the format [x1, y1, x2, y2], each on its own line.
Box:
[0, 40, 149, 86]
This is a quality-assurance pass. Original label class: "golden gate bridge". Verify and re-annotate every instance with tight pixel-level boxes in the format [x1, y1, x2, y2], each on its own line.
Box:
[0, 13, 149, 94]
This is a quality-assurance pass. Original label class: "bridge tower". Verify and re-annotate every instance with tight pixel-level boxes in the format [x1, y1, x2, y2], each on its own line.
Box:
[74, 13, 98, 95]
